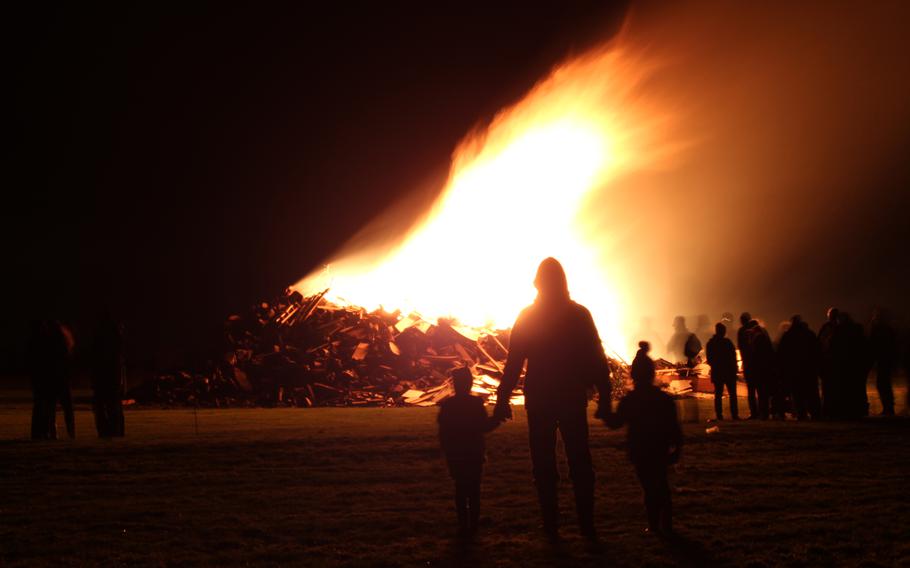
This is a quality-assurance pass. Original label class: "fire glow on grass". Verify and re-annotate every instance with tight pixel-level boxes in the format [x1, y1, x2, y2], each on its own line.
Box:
[295, 44, 675, 359]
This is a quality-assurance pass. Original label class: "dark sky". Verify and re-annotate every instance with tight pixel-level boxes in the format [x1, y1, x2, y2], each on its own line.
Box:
[7, 2, 630, 369]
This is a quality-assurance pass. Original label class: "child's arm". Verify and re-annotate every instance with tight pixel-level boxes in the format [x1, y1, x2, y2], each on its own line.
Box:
[481, 401, 501, 433]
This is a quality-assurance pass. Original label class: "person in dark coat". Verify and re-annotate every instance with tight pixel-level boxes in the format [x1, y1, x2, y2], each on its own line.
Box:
[28, 320, 75, 439]
[778, 315, 820, 420]
[607, 342, 682, 535]
[438, 367, 500, 538]
[750, 322, 775, 420]
[91, 312, 126, 437]
[706, 323, 738, 420]
[869, 308, 898, 416]
[817, 307, 840, 418]
[495, 257, 612, 542]
[738, 313, 772, 419]
[836, 312, 871, 419]
[666, 316, 690, 365]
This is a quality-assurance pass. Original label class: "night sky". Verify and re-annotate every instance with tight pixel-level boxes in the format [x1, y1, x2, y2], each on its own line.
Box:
[7, 2, 630, 369]
[7, 1, 910, 372]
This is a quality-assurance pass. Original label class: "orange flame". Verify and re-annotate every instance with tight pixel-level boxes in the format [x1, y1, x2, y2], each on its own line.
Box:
[295, 42, 677, 358]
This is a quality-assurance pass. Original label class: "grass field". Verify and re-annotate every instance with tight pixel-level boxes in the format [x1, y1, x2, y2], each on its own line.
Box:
[1, 390, 908, 567]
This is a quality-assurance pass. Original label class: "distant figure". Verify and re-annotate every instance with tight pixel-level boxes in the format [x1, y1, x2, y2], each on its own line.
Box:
[706, 323, 739, 420]
[869, 308, 897, 416]
[738, 312, 773, 419]
[666, 316, 690, 365]
[607, 342, 682, 535]
[770, 321, 792, 419]
[27, 320, 75, 439]
[777, 315, 820, 420]
[91, 312, 126, 437]
[438, 367, 500, 539]
[836, 312, 871, 419]
[817, 307, 840, 418]
[495, 258, 612, 542]
[694, 314, 712, 348]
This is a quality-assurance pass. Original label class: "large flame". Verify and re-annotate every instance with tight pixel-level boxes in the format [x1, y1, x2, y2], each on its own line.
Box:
[295, 43, 676, 358]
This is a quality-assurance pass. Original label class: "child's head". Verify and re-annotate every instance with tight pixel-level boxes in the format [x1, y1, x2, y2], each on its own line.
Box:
[631, 341, 655, 386]
[451, 367, 473, 395]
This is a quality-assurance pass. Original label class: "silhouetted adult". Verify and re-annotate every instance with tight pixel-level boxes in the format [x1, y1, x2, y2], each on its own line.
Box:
[817, 307, 840, 418]
[836, 312, 871, 419]
[607, 341, 682, 535]
[91, 312, 126, 437]
[737, 312, 771, 419]
[706, 323, 738, 420]
[750, 322, 775, 419]
[27, 320, 75, 439]
[778, 315, 820, 420]
[495, 258, 612, 542]
[869, 308, 897, 416]
[666, 316, 690, 365]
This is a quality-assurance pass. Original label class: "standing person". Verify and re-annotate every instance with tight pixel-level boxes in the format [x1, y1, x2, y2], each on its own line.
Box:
[606, 342, 682, 535]
[750, 322, 775, 420]
[778, 316, 820, 420]
[737, 313, 767, 419]
[706, 323, 739, 421]
[438, 367, 501, 539]
[494, 258, 612, 542]
[838, 312, 871, 419]
[869, 308, 897, 416]
[666, 316, 690, 365]
[91, 312, 126, 437]
[818, 307, 840, 418]
[27, 321, 53, 439]
[30, 320, 76, 439]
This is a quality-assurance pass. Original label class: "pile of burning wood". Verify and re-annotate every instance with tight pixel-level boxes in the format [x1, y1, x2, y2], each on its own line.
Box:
[130, 289, 630, 407]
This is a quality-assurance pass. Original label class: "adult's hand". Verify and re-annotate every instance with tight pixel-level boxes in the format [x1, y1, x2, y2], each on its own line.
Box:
[493, 399, 513, 421]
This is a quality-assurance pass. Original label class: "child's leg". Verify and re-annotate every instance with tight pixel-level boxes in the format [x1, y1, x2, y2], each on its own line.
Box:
[468, 477, 481, 532]
[635, 463, 660, 531]
[656, 466, 672, 534]
[454, 476, 469, 535]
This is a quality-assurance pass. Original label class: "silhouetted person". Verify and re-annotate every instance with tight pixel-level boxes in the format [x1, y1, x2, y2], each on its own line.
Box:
[706, 323, 738, 420]
[778, 315, 820, 420]
[869, 308, 897, 416]
[438, 367, 500, 539]
[91, 312, 126, 437]
[738, 312, 772, 419]
[666, 316, 690, 365]
[607, 341, 682, 535]
[694, 314, 712, 348]
[818, 307, 840, 418]
[836, 312, 871, 419]
[27, 320, 75, 439]
[495, 258, 612, 542]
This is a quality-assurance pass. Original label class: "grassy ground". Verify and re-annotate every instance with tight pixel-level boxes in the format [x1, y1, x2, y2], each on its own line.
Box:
[1, 387, 908, 567]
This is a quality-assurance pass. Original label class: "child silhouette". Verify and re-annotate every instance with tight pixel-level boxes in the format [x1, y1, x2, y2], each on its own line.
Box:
[607, 341, 682, 535]
[438, 367, 502, 538]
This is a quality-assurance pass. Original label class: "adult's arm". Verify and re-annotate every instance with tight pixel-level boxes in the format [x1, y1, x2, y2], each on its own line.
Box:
[495, 315, 528, 420]
[581, 307, 612, 416]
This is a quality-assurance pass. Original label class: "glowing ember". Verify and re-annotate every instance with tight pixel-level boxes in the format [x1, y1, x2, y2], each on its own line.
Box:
[295, 43, 676, 358]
